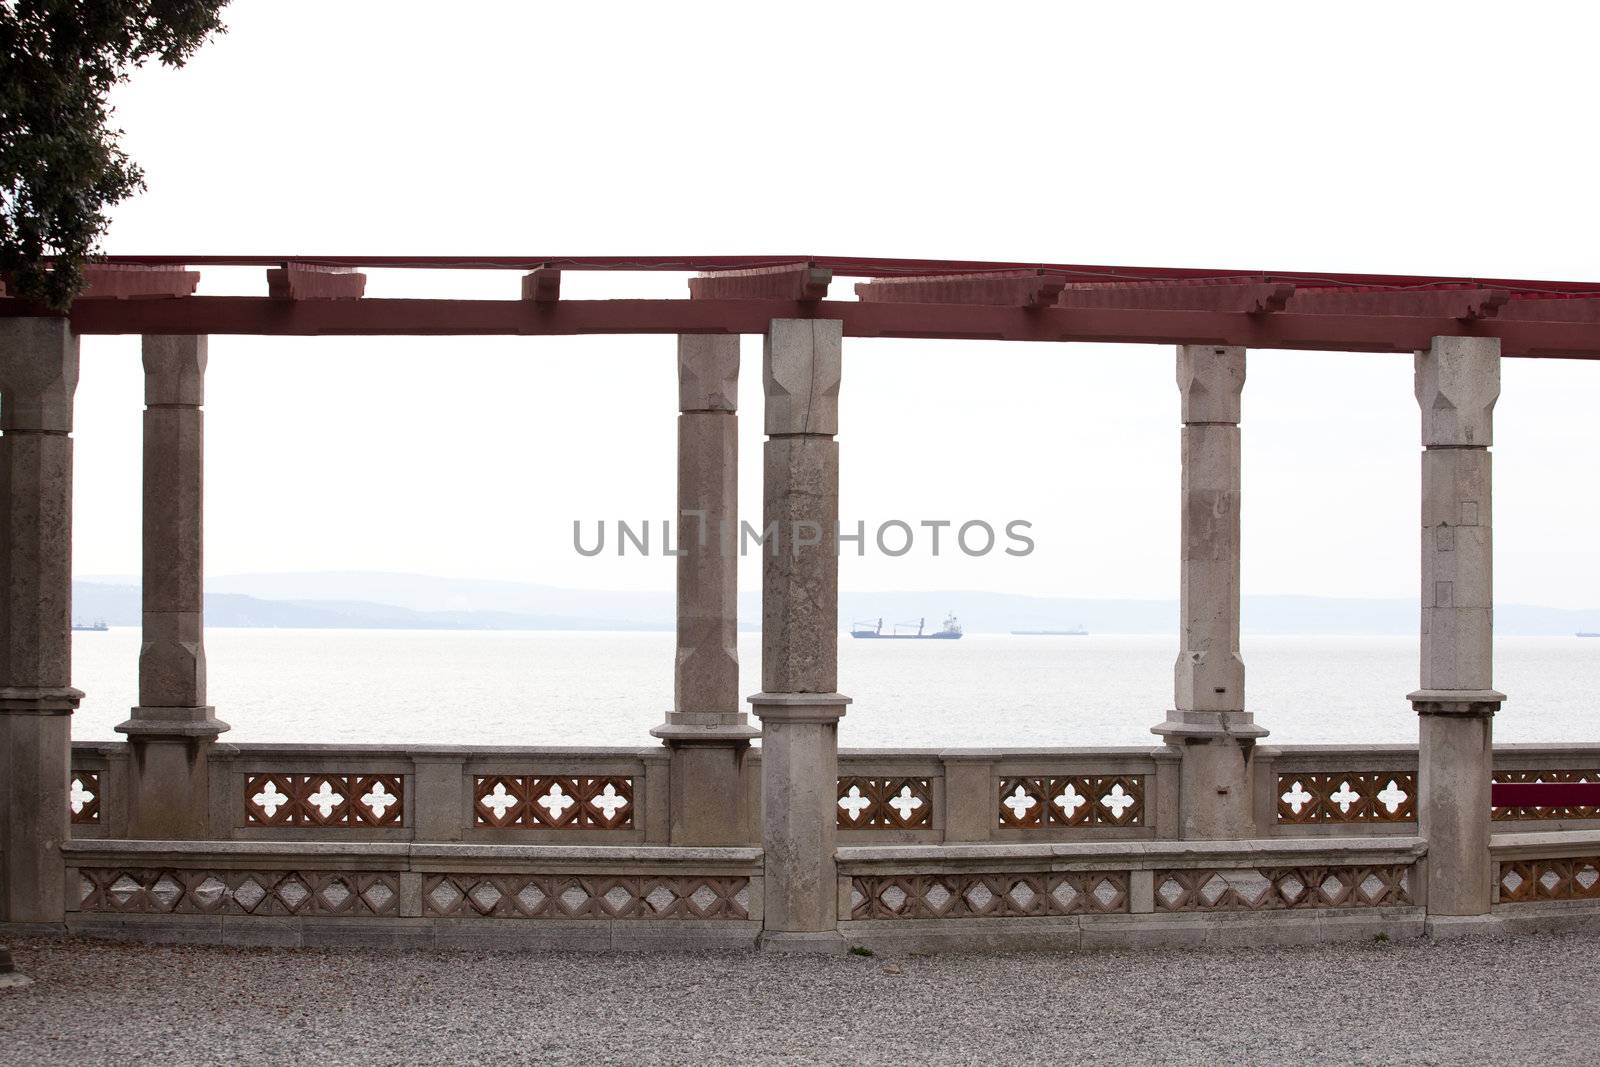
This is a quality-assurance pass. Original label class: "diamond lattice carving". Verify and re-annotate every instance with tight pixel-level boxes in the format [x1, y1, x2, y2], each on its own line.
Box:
[78, 868, 402, 916]
[835, 777, 933, 829]
[472, 775, 634, 829]
[243, 773, 405, 827]
[850, 871, 1128, 919]
[999, 775, 1145, 829]
[1498, 857, 1600, 902]
[1153, 865, 1413, 911]
[1275, 773, 1416, 824]
[421, 874, 750, 919]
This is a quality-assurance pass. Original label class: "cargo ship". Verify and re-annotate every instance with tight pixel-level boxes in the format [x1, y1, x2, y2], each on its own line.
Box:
[71, 620, 109, 632]
[850, 614, 963, 640]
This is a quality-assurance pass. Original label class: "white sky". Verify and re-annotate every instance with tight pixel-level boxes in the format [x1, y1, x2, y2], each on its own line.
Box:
[67, 0, 1600, 607]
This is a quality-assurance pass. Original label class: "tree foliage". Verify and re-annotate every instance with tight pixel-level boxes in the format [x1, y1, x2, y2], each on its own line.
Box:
[1, 1, 226, 308]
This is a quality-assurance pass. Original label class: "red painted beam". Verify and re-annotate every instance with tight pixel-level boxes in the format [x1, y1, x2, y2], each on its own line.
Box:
[1289, 286, 1510, 321]
[80, 253, 1600, 297]
[80, 263, 199, 299]
[266, 263, 366, 300]
[521, 268, 561, 303]
[856, 270, 1068, 309]
[688, 263, 831, 301]
[12, 295, 1600, 357]
[1492, 782, 1600, 807]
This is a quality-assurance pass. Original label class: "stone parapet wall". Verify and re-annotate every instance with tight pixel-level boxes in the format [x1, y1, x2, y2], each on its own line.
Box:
[66, 741, 1600, 848]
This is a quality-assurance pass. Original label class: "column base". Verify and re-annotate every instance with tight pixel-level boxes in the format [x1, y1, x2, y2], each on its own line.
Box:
[0, 686, 83, 715]
[1153, 710, 1264, 840]
[115, 707, 230, 739]
[759, 930, 847, 954]
[1151, 710, 1268, 741]
[1408, 690, 1504, 716]
[116, 708, 228, 840]
[649, 710, 759, 743]
[749, 692, 852, 724]
[652, 711, 757, 846]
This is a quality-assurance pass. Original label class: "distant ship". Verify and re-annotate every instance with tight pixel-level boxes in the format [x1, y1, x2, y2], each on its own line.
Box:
[851, 614, 963, 640]
[1011, 627, 1089, 636]
[72, 620, 109, 632]
[1579, 632, 1600, 638]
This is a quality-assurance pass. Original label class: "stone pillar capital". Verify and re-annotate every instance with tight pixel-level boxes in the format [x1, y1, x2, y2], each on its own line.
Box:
[764, 319, 841, 435]
[749, 692, 851, 725]
[143, 335, 208, 407]
[678, 334, 739, 413]
[0, 318, 79, 432]
[1407, 689, 1504, 716]
[1176, 344, 1244, 424]
[1415, 336, 1499, 447]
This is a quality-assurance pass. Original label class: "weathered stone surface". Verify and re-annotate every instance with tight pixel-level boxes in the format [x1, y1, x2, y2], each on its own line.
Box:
[751, 696, 849, 938]
[1411, 335, 1502, 918]
[0, 318, 79, 923]
[1418, 711, 1494, 914]
[1415, 335, 1499, 447]
[0, 318, 78, 432]
[665, 743, 756, 847]
[678, 334, 738, 413]
[761, 437, 839, 694]
[142, 335, 206, 407]
[763, 319, 841, 436]
[656, 337, 752, 845]
[1176, 344, 1244, 425]
[0, 709, 72, 922]
[1158, 346, 1259, 838]
[0, 433, 74, 687]
[121, 335, 226, 839]
[673, 412, 738, 717]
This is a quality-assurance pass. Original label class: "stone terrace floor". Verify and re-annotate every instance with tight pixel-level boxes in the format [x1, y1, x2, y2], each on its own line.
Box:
[2, 931, 1597, 1065]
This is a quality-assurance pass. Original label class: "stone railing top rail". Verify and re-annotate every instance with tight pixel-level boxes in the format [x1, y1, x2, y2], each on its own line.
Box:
[64, 839, 763, 865]
[68, 740, 1600, 760]
[838, 836, 1427, 868]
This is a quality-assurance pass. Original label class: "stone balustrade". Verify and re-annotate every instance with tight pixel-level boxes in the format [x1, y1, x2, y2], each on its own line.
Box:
[66, 741, 1600, 851]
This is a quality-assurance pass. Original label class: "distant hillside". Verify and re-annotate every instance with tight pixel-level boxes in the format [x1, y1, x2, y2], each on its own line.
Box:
[69, 572, 1600, 635]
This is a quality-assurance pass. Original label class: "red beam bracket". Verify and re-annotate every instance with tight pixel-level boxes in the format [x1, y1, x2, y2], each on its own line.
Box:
[521, 268, 561, 303]
[855, 270, 1069, 309]
[80, 263, 199, 300]
[688, 263, 831, 302]
[267, 263, 367, 300]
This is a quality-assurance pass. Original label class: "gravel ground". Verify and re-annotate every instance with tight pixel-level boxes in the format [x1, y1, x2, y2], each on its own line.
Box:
[2, 931, 1597, 1065]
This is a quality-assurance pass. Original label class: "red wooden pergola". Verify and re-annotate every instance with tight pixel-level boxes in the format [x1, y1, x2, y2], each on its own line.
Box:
[5, 255, 1600, 357]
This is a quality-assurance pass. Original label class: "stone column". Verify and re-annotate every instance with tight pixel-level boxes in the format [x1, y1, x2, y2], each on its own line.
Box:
[115, 336, 228, 838]
[1153, 345, 1265, 838]
[749, 319, 849, 951]
[0, 318, 84, 922]
[1410, 336, 1502, 918]
[651, 335, 757, 844]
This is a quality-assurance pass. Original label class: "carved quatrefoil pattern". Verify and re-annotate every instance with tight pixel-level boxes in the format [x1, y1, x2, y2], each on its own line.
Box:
[836, 777, 932, 829]
[1499, 857, 1600, 902]
[245, 773, 404, 826]
[69, 770, 101, 824]
[998, 775, 1144, 828]
[1493, 771, 1600, 821]
[1276, 773, 1416, 823]
[473, 775, 634, 829]
[1153, 865, 1413, 911]
[78, 867, 401, 916]
[423, 874, 748, 919]
[850, 872, 1128, 919]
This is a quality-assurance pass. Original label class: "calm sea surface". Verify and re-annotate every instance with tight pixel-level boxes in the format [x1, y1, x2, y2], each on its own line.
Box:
[69, 630, 1600, 749]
